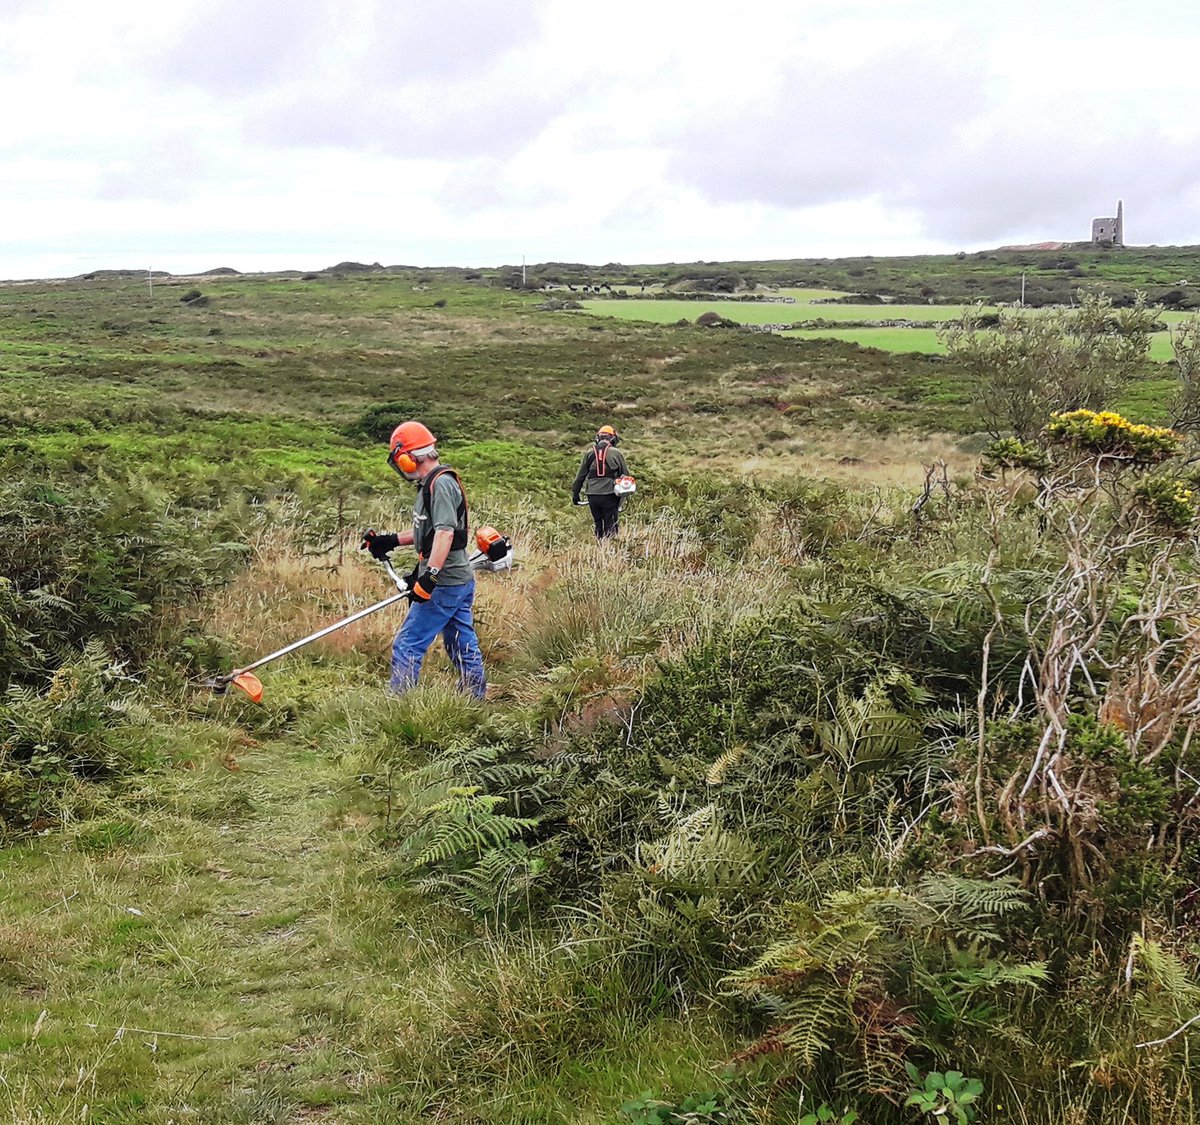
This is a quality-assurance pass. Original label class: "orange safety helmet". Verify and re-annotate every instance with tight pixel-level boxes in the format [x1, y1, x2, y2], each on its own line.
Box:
[388, 420, 437, 478]
[596, 424, 618, 442]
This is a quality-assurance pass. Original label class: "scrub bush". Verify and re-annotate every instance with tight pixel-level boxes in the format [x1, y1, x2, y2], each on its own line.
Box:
[0, 476, 247, 689]
[378, 419, 1200, 1120]
[0, 475, 251, 834]
[0, 643, 147, 833]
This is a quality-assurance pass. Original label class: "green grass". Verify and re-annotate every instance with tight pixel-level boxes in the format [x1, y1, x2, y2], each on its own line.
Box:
[0, 678, 734, 1123]
[0, 275, 990, 470]
[580, 298, 987, 327]
[782, 326, 950, 355]
[4, 265, 1200, 1123]
[778, 327, 1179, 362]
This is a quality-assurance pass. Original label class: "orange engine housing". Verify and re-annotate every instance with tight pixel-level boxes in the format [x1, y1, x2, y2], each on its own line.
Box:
[475, 525, 510, 561]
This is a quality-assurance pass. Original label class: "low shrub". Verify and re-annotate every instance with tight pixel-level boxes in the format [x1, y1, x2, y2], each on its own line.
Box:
[0, 643, 148, 833]
[0, 476, 247, 690]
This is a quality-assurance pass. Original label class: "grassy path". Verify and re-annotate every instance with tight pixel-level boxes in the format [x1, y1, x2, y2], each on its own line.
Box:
[1, 699, 732, 1124]
[0, 729, 414, 1123]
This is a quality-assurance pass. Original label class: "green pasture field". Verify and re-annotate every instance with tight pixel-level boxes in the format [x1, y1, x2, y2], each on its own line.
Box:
[585, 298, 1189, 362]
[781, 326, 1178, 362]
[579, 296, 986, 327]
[782, 325, 949, 354]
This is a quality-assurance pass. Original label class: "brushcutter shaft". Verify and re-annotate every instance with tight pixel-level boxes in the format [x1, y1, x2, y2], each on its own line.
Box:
[231, 590, 409, 676]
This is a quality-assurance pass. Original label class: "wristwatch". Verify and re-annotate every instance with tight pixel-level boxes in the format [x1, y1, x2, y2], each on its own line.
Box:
[428, 566, 441, 577]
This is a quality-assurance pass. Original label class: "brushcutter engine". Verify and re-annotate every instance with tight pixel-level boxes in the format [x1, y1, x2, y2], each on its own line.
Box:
[471, 525, 513, 572]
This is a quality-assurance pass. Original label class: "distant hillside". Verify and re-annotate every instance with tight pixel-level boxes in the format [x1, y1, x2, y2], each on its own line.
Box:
[19, 246, 1200, 310]
[499, 245, 1200, 309]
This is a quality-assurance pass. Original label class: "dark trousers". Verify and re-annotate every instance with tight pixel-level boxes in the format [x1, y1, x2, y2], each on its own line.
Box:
[588, 493, 621, 539]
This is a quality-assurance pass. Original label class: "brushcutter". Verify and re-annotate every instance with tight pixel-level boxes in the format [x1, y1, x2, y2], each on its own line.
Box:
[202, 528, 513, 702]
[471, 525, 514, 571]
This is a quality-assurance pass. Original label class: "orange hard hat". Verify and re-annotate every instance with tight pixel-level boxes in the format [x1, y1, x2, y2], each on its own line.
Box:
[387, 420, 438, 479]
[389, 420, 437, 455]
[597, 424, 617, 437]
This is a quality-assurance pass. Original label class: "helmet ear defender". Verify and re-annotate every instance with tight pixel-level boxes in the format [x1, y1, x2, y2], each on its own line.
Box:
[388, 446, 419, 476]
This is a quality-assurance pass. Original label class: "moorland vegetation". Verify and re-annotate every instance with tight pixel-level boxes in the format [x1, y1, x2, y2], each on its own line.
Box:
[2, 267, 1200, 1123]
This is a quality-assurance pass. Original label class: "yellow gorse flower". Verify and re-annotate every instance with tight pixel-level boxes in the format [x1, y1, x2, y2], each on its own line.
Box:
[1046, 410, 1181, 463]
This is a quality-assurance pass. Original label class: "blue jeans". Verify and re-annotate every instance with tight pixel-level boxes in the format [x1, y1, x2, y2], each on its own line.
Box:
[390, 579, 486, 698]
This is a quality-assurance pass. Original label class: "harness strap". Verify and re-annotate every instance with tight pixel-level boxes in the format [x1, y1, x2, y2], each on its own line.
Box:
[419, 466, 469, 557]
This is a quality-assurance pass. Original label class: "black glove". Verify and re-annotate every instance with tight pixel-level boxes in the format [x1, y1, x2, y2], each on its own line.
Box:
[572, 493, 584, 506]
[407, 569, 438, 604]
[360, 529, 400, 560]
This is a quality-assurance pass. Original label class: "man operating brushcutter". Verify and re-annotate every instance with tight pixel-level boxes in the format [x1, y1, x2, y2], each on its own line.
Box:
[572, 424, 632, 540]
[360, 421, 486, 699]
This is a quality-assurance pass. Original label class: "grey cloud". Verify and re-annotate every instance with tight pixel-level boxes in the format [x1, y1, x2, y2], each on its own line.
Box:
[157, 0, 561, 161]
[92, 134, 218, 204]
[360, 2, 546, 81]
[244, 70, 565, 160]
[666, 42, 988, 210]
[158, 0, 546, 95]
[664, 37, 1200, 247]
[154, 0, 338, 95]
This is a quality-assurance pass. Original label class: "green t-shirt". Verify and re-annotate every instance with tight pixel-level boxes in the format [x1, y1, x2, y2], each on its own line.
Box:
[413, 469, 471, 586]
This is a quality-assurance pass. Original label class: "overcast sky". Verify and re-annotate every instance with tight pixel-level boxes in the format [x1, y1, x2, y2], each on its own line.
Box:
[4, 0, 1200, 279]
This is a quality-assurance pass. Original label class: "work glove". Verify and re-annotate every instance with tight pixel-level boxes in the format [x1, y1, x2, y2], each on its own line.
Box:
[573, 494, 587, 507]
[407, 569, 438, 604]
[360, 529, 400, 560]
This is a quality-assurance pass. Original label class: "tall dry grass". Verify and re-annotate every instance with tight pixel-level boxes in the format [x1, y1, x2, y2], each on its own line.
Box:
[206, 507, 795, 704]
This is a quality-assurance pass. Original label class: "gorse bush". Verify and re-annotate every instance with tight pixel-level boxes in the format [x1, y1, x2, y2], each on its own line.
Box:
[342, 399, 491, 444]
[1045, 409, 1181, 463]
